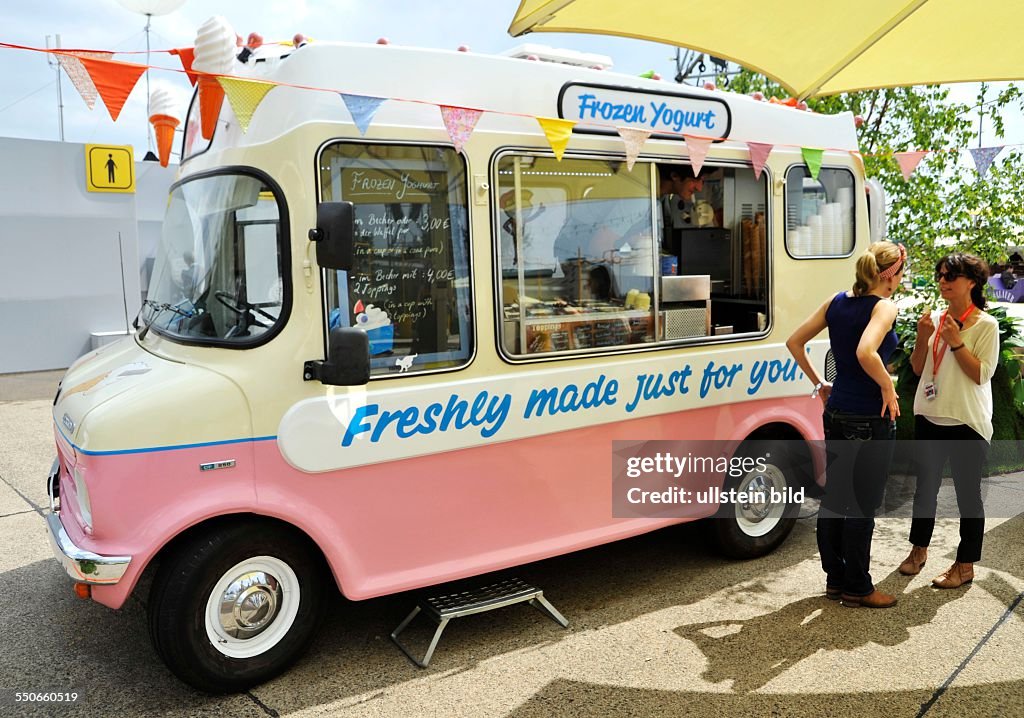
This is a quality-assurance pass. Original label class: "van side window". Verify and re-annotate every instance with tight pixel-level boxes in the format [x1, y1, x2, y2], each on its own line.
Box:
[318, 143, 473, 377]
[496, 155, 769, 359]
[785, 166, 856, 257]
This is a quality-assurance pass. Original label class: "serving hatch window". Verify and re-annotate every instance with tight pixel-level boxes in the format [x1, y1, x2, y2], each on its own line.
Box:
[496, 154, 770, 359]
[318, 143, 473, 377]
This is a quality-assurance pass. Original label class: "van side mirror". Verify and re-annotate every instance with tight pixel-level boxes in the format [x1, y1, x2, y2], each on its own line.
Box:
[309, 201, 355, 270]
[303, 327, 370, 386]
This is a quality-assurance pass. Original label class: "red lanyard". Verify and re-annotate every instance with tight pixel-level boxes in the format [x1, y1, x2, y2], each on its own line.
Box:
[931, 305, 975, 375]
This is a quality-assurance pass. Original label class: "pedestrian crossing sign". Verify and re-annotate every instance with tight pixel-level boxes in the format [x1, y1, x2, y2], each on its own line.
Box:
[85, 144, 135, 193]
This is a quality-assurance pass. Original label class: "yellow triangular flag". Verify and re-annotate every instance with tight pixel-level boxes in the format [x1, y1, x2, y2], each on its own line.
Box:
[217, 77, 276, 133]
[536, 117, 575, 161]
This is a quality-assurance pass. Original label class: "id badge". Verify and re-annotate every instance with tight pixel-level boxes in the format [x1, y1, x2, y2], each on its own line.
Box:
[923, 382, 937, 400]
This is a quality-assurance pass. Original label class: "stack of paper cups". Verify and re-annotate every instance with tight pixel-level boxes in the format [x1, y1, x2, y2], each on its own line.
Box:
[808, 215, 823, 255]
[790, 227, 808, 256]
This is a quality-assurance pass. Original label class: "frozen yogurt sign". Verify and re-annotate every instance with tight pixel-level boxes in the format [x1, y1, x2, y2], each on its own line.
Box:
[559, 83, 731, 140]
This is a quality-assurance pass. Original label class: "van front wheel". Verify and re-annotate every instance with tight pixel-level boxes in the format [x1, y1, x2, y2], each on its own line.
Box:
[148, 523, 327, 693]
[711, 445, 801, 559]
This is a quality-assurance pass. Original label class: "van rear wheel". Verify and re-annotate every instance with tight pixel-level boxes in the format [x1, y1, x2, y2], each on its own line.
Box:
[711, 442, 801, 559]
[148, 522, 327, 693]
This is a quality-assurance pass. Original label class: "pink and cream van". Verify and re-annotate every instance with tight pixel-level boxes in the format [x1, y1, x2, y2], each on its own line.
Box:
[46, 39, 885, 691]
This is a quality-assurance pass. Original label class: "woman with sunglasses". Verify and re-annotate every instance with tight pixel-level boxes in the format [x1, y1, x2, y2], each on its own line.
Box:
[898, 253, 999, 588]
[787, 241, 905, 608]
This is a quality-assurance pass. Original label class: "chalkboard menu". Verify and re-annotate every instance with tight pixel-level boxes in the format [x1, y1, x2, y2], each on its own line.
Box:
[318, 144, 472, 375]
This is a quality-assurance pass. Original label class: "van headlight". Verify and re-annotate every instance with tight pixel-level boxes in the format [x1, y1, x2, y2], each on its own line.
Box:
[73, 467, 93, 530]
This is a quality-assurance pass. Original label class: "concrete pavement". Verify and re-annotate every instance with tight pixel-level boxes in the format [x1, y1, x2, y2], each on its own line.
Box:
[1, 371, 1022, 717]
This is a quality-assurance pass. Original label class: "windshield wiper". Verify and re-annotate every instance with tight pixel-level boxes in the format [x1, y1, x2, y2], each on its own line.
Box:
[137, 299, 192, 341]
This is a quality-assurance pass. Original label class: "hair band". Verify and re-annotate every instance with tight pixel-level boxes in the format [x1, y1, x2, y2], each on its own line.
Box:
[878, 243, 906, 280]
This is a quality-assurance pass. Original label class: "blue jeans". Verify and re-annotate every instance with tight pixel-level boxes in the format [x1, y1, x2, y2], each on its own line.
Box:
[818, 408, 896, 596]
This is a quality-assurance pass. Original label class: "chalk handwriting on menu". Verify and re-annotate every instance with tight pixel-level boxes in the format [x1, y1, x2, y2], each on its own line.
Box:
[348, 171, 442, 200]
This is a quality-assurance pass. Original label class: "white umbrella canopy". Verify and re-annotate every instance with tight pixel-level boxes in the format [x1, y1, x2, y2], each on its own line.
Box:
[508, 0, 1024, 100]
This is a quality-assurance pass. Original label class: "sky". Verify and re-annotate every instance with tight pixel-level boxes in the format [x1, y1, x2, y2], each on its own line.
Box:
[1, 0, 1019, 162]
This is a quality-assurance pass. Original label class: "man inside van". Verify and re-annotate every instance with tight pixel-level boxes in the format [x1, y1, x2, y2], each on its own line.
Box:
[659, 165, 704, 256]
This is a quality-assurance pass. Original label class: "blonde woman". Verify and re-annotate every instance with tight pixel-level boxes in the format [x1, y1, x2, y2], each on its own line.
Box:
[787, 241, 905, 608]
[898, 253, 998, 589]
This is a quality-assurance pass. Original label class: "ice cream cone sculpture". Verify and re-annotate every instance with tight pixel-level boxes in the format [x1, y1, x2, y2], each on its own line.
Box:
[197, 76, 225, 140]
[149, 88, 181, 167]
[192, 16, 236, 140]
[149, 114, 180, 167]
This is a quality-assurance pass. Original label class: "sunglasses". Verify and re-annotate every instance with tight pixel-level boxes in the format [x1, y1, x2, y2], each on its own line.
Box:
[935, 270, 962, 282]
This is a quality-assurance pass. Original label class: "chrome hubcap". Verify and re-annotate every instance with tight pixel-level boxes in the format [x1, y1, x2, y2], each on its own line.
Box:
[740, 473, 775, 522]
[218, 571, 282, 639]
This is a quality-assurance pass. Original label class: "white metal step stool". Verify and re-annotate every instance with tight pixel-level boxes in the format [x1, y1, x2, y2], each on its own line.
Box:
[390, 577, 569, 668]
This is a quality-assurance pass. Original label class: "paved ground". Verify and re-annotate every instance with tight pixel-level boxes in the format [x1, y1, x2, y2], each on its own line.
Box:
[1, 370, 1023, 717]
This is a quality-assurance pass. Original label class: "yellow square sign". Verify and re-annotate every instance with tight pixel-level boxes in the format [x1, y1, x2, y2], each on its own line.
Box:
[85, 144, 136, 193]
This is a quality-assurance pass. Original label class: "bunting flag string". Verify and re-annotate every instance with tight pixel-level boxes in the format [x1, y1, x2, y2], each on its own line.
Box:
[439, 105, 483, 153]
[801, 147, 825, 180]
[683, 135, 713, 176]
[341, 94, 386, 136]
[746, 142, 773, 180]
[894, 150, 929, 181]
[1, 41, 1019, 178]
[616, 127, 650, 171]
[969, 146, 1003, 180]
[77, 55, 147, 122]
[56, 51, 114, 111]
[217, 77, 276, 133]
[536, 117, 575, 161]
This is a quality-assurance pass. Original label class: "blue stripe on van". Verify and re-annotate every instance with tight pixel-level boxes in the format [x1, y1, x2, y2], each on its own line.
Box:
[54, 421, 276, 456]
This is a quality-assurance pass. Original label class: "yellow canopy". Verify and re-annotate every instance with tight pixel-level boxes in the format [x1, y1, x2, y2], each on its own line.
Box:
[508, 0, 1024, 100]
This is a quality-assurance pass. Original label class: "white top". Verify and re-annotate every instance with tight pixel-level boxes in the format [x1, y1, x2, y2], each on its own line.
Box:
[913, 309, 1000, 441]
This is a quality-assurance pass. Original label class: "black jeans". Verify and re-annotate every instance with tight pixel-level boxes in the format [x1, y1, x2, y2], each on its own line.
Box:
[818, 409, 896, 597]
[909, 416, 987, 563]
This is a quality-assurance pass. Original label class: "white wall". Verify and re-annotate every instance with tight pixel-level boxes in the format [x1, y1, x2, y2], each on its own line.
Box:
[0, 138, 175, 373]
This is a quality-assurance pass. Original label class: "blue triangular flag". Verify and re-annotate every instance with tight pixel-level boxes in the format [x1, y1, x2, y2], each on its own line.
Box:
[969, 146, 1003, 180]
[340, 94, 386, 135]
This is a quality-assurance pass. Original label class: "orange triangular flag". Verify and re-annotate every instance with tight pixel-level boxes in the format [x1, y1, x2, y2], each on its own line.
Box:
[683, 135, 712, 176]
[217, 77, 276, 133]
[746, 141, 773, 181]
[56, 51, 114, 110]
[617, 127, 651, 171]
[536, 117, 575, 161]
[170, 47, 198, 86]
[895, 151, 928, 181]
[78, 56, 147, 122]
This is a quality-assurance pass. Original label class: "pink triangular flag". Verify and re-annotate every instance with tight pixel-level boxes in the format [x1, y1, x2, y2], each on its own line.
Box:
[895, 151, 928, 181]
[746, 142, 773, 181]
[56, 51, 114, 110]
[683, 135, 712, 176]
[439, 105, 483, 153]
[617, 127, 651, 171]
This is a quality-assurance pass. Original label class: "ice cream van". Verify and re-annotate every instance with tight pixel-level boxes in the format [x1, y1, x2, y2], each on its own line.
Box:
[46, 37, 886, 691]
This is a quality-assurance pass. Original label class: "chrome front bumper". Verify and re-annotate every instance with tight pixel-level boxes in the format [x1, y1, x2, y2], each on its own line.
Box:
[46, 458, 131, 585]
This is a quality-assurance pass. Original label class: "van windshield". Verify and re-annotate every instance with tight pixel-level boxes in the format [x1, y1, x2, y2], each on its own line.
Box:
[143, 172, 286, 345]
